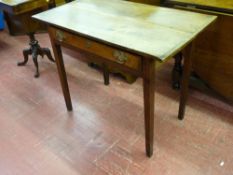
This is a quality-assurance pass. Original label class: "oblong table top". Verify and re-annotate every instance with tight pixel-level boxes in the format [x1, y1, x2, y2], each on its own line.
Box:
[33, 0, 217, 61]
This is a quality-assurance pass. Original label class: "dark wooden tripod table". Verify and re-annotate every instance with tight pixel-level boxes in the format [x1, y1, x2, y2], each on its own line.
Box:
[0, 0, 55, 77]
[33, 0, 216, 157]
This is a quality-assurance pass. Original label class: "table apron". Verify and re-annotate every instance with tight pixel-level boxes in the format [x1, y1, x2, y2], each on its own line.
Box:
[48, 26, 143, 76]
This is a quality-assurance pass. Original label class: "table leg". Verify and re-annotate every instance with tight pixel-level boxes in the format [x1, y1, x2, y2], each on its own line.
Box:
[172, 52, 183, 90]
[50, 40, 73, 111]
[178, 43, 193, 120]
[103, 63, 110, 85]
[143, 57, 155, 157]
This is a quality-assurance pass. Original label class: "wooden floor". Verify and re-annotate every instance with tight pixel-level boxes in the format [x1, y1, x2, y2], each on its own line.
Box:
[0, 29, 233, 175]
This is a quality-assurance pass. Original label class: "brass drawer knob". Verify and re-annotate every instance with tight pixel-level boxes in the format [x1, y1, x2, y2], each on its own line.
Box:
[113, 50, 128, 64]
[56, 30, 65, 42]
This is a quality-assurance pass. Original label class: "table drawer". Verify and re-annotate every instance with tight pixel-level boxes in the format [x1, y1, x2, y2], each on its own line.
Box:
[49, 27, 141, 71]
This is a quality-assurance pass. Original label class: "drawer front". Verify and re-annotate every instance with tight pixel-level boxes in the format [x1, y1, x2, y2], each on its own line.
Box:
[49, 27, 141, 71]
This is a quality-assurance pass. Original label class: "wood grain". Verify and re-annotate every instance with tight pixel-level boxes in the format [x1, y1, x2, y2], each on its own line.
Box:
[0, 0, 48, 14]
[165, 0, 233, 101]
[49, 27, 142, 71]
[167, 0, 233, 12]
[192, 14, 233, 101]
[128, 0, 161, 5]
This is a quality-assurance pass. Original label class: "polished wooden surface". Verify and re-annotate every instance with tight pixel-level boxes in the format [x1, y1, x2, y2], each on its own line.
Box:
[33, 0, 216, 61]
[1, 0, 40, 6]
[193, 14, 233, 101]
[165, 0, 233, 101]
[0, 0, 48, 14]
[0, 0, 51, 34]
[33, 0, 216, 156]
[167, 0, 233, 12]
[128, 0, 161, 5]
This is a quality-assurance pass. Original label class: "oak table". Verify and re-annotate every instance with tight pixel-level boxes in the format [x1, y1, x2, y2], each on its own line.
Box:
[164, 0, 233, 102]
[0, 0, 55, 77]
[33, 0, 216, 157]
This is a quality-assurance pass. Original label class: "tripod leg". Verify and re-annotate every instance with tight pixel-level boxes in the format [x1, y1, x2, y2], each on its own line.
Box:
[42, 48, 55, 62]
[18, 48, 31, 66]
[32, 50, 40, 78]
